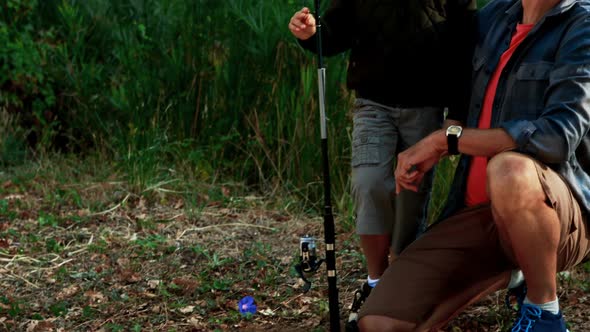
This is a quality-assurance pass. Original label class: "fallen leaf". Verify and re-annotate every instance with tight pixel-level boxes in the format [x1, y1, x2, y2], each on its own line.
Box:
[118, 269, 141, 283]
[84, 291, 105, 303]
[25, 320, 39, 332]
[33, 321, 55, 331]
[116, 258, 130, 267]
[137, 196, 147, 210]
[259, 308, 275, 316]
[272, 214, 290, 222]
[172, 278, 199, 295]
[147, 280, 161, 289]
[178, 305, 195, 314]
[174, 199, 184, 209]
[76, 209, 90, 217]
[57, 284, 80, 300]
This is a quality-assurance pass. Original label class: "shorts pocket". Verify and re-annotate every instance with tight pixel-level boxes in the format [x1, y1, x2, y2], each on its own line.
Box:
[352, 135, 381, 167]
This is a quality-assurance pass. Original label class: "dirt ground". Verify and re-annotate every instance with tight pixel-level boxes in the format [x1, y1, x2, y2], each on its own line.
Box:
[0, 179, 589, 331]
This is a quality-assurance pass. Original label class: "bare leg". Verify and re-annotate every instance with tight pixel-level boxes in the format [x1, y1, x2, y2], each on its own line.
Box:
[360, 234, 391, 279]
[487, 152, 559, 303]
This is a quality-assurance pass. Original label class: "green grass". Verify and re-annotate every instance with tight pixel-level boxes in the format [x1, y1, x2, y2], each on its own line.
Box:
[0, 0, 471, 226]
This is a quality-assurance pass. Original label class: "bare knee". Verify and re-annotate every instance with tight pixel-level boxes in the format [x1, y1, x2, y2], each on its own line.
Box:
[487, 152, 545, 218]
[358, 315, 415, 332]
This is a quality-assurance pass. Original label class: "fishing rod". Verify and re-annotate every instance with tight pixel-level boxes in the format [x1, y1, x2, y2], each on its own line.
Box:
[313, 0, 340, 330]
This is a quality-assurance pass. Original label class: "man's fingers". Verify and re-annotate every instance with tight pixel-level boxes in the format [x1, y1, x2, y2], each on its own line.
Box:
[295, 11, 310, 21]
[298, 14, 315, 28]
[397, 180, 419, 193]
[289, 22, 300, 32]
[292, 13, 312, 29]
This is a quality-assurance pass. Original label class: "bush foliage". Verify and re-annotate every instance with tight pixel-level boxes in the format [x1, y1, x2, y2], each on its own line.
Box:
[1, 0, 490, 213]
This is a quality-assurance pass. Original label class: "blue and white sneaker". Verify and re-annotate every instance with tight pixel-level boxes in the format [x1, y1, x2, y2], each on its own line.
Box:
[511, 303, 569, 332]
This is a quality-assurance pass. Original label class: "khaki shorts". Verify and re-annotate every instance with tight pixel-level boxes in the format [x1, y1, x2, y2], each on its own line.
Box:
[359, 159, 590, 324]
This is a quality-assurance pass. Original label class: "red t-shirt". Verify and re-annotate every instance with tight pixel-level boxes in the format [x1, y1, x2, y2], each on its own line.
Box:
[465, 24, 534, 206]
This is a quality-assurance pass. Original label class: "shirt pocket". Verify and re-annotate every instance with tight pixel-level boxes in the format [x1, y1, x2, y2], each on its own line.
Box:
[512, 61, 553, 118]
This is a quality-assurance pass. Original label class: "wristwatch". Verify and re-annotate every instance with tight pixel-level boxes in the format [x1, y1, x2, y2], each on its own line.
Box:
[446, 125, 463, 155]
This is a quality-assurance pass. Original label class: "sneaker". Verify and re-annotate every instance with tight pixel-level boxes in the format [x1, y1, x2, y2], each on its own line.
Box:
[510, 303, 568, 332]
[345, 282, 372, 332]
[506, 281, 527, 312]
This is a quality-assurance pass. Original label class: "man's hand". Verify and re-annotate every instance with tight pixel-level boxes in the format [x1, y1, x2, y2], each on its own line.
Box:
[395, 130, 447, 193]
[289, 7, 316, 40]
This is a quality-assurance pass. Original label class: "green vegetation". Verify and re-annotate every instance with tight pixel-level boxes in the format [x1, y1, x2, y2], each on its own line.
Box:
[1, 0, 488, 223]
[7, 1, 589, 331]
[0, 0, 357, 215]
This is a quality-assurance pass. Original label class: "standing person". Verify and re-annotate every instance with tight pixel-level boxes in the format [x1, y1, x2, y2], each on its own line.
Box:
[358, 0, 590, 331]
[288, 0, 476, 329]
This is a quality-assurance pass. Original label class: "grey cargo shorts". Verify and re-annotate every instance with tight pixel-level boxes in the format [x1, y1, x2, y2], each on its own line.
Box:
[351, 98, 443, 254]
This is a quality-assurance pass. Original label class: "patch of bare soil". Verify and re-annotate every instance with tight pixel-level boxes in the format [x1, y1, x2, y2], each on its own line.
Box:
[0, 179, 588, 331]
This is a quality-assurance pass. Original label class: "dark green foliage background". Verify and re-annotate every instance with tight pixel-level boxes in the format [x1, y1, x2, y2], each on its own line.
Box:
[1, 0, 490, 215]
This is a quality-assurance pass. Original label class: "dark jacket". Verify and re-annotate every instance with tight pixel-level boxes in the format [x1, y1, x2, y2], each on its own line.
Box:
[299, 0, 476, 120]
[442, 0, 590, 218]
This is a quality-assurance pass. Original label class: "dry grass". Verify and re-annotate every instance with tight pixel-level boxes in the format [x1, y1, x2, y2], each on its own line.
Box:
[0, 162, 589, 332]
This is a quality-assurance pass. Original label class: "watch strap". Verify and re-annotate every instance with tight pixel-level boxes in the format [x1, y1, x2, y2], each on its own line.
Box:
[448, 134, 459, 155]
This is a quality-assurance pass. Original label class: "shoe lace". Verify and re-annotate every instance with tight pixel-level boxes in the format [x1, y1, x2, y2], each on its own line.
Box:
[511, 304, 542, 332]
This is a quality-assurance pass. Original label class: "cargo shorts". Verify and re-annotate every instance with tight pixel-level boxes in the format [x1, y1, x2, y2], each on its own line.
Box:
[350, 98, 444, 254]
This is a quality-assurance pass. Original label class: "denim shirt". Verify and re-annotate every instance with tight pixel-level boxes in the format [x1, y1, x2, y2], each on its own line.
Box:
[441, 0, 590, 220]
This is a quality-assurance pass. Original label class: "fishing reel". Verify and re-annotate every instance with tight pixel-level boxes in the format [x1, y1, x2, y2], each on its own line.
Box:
[294, 235, 325, 292]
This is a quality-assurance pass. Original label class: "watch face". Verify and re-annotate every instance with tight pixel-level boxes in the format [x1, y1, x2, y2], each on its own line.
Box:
[447, 125, 462, 136]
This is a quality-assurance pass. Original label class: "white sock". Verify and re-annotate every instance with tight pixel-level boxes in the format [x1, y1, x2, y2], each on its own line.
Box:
[508, 269, 525, 289]
[524, 296, 560, 315]
[367, 276, 379, 288]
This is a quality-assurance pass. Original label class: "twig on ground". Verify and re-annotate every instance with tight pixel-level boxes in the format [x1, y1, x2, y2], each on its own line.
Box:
[1, 254, 41, 267]
[6, 272, 40, 288]
[142, 179, 180, 193]
[91, 193, 131, 216]
[176, 223, 275, 240]
[36, 258, 73, 271]
[276, 293, 305, 310]
[67, 247, 87, 257]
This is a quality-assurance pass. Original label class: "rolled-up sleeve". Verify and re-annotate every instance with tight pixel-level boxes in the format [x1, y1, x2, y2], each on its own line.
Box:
[500, 18, 590, 164]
